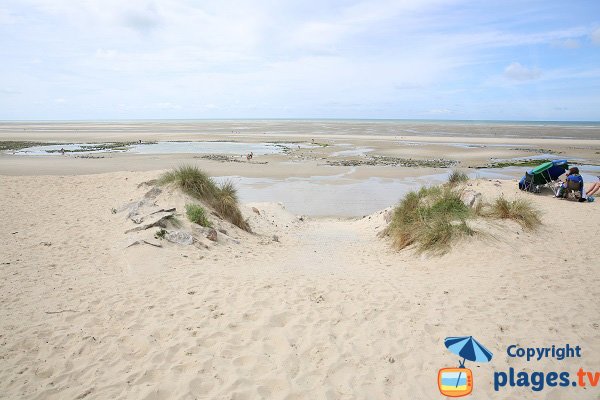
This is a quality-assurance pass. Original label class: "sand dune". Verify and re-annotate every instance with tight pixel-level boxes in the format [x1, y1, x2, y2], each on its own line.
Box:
[0, 172, 599, 399]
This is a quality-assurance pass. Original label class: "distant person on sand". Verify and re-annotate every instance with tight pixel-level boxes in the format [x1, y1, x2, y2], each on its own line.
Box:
[60, 147, 65, 155]
[246, 152, 253, 160]
[586, 176, 600, 197]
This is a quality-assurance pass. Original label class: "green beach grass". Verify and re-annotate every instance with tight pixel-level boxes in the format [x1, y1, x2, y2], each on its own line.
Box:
[185, 204, 212, 228]
[385, 175, 542, 254]
[160, 165, 250, 231]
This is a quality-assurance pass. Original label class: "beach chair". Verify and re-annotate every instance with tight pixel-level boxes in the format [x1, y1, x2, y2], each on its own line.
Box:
[521, 172, 540, 193]
[563, 179, 583, 200]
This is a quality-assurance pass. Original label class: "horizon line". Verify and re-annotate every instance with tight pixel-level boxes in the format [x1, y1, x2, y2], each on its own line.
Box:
[0, 118, 599, 124]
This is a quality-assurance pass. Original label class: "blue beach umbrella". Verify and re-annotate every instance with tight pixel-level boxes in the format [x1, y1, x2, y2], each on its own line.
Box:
[444, 336, 493, 388]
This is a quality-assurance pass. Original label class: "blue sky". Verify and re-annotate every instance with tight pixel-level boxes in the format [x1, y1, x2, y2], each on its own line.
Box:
[1, 0, 599, 121]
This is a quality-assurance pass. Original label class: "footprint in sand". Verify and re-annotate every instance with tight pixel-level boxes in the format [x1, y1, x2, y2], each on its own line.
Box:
[268, 311, 291, 328]
[232, 355, 257, 368]
[187, 377, 214, 397]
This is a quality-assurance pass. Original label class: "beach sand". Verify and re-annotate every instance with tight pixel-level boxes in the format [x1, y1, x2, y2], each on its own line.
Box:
[0, 169, 598, 399]
[1, 122, 599, 399]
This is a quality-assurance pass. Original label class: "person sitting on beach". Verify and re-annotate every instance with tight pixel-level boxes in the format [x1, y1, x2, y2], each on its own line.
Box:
[556, 167, 585, 201]
[586, 176, 600, 197]
[246, 152, 253, 160]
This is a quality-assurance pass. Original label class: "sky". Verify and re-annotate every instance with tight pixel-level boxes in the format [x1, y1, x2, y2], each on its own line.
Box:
[0, 0, 599, 121]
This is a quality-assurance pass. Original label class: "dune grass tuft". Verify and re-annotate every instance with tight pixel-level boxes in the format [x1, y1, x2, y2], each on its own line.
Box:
[448, 170, 469, 185]
[386, 183, 543, 255]
[159, 165, 219, 200]
[487, 197, 541, 230]
[185, 204, 212, 228]
[386, 185, 473, 254]
[160, 165, 250, 231]
[213, 180, 250, 231]
[418, 219, 474, 254]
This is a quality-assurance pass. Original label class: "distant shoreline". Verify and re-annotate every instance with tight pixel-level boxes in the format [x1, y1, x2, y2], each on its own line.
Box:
[0, 118, 599, 126]
[2, 120, 600, 144]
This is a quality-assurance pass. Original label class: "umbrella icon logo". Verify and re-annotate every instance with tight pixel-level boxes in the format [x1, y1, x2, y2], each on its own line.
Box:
[438, 336, 493, 397]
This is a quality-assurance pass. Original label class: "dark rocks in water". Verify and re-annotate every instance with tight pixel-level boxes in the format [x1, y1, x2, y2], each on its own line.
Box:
[195, 154, 268, 164]
[198, 154, 241, 162]
[326, 156, 457, 168]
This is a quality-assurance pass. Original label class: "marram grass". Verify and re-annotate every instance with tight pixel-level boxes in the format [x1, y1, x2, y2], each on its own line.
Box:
[160, 165, 250, 231]
[386, 178, 542, 255]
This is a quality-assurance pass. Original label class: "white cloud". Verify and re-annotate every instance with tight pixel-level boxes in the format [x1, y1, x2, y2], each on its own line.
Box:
[95, 49, 118, 59]
[0, 8, 18, 24]
[425, 108, 452, 115]
[0, 88, 20, 94]
[288, 0, 460, 51]
[504, 62, 541, 81]
[155, 102, 181, 110]
[1, 0, 599, 119]
[436, 27, 589, 51]
[592, 28, 600, 45]
[553, 38, 581, 49]
[120, 3, 161, 33]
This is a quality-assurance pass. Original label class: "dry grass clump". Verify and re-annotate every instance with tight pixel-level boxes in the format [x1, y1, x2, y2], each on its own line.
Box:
[159, 165, 218, 199]
[160, 165, 250, 231]
[185, 204, 212, 228]
[486, 196, 541, 230]
[213, 180, 250, 231]
[448, 170, 469, 185]
[386, 183, 542, 254]
[386, 185, 474, 254]
[418, 219, 474, 253]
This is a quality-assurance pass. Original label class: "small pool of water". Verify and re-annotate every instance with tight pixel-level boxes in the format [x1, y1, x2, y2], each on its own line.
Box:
[10, 141, 318, 156]
[217, 166, 599, 217]
[330, 147, 374, 157]
[397, 141, 532, 149]
[11, 143, 126, 155]
[215, 172, 457, 216]
[129, 142, 288, 155]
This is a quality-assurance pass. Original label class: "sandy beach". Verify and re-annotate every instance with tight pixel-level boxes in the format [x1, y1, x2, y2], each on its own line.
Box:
[1, 121, 599, 399]
[4, 0, 600, 397]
